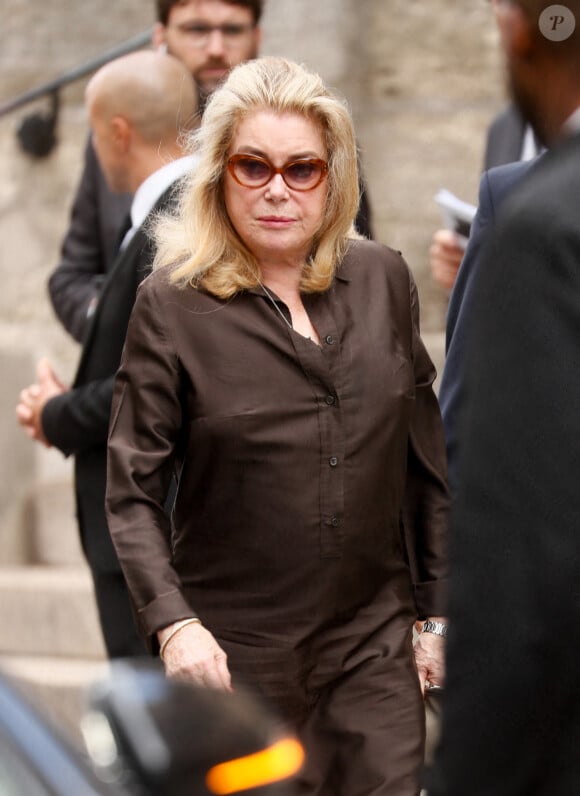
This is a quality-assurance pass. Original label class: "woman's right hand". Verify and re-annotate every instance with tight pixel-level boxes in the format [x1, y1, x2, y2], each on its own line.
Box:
[159, 621, 232, 692]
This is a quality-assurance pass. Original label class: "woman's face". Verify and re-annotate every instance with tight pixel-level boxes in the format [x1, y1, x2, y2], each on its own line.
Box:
[223, 110, 328, 268]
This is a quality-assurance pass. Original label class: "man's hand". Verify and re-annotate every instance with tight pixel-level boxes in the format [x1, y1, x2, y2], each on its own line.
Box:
[16, 358, 68, 447]
[414, 617, 447, 694]
[159, 620, 232, 692]
[429, 229, 465, 291]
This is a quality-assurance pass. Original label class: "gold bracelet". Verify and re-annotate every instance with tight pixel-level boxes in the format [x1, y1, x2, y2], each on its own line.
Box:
[159, 617, 201, 661]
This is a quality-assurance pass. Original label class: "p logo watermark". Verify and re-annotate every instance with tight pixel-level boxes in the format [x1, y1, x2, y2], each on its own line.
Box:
[539, 4, 576, 41]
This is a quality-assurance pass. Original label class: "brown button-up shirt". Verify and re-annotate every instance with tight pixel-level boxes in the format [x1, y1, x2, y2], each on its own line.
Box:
[106, 239, 449, 648]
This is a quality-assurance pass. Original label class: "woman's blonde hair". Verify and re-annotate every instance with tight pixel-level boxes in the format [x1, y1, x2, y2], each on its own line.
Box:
[152, 56, 361, 297]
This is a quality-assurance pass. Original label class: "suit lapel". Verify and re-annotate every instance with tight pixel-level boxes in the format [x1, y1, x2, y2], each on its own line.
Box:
[72, 183, 179, 387]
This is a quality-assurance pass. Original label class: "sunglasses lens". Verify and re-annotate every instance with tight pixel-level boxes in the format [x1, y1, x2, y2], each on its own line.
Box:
[284, 161, 323, 189]
[234, 157, 271, 185]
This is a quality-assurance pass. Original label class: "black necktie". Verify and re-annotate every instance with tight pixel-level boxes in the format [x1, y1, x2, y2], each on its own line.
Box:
[113, 212, 132, 257]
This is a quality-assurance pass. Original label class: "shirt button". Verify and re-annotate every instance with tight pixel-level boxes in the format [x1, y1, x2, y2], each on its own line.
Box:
[329, 456, 338, 467]
[325, 395, 336, 406]
[325, 335, 335, 345]
[330, 515, 340, 527]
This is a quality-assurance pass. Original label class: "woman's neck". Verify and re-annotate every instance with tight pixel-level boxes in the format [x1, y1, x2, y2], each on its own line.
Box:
[258, 259, 304, 300]
[256, 261, 321, 345]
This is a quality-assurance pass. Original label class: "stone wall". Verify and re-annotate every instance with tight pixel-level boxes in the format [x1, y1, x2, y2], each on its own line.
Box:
[0, 0, 507, 549]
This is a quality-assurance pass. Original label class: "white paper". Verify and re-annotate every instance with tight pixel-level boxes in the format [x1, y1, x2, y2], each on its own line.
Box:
[434, 188, 477, 248]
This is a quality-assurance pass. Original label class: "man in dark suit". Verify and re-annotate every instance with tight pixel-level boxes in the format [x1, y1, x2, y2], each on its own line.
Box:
[429, 101, 540, 291]
[16, 50, 198, 657]
[430, 3, 544, 293]
[430, 102, 544, 291]
[429, 0, 580, 792]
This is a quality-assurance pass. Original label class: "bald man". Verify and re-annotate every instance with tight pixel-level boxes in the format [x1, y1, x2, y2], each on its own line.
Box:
[16, 51, 198, 658]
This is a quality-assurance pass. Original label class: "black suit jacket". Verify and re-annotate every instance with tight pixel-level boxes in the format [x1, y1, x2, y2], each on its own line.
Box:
[483, 104, 527, 171]
[431, 132, 580, 794]
[42, 186, 175, 573]
[48, 137, 132, 342]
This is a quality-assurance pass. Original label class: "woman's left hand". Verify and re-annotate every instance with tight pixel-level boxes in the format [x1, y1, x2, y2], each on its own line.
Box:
[414, 620, 446, 694]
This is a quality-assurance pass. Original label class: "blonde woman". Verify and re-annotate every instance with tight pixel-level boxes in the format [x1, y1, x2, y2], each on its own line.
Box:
[106, 56, 449, 795]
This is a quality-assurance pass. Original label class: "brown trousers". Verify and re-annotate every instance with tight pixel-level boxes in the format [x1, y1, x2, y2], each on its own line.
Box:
[220, 618, 425, 796]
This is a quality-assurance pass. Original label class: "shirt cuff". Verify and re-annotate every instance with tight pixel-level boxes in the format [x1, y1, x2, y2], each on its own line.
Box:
[137, 589, 198, 655]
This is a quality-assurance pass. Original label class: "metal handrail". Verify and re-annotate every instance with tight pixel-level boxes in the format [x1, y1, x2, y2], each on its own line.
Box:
[0, 29, 152, 157]
[0, 29, 152, 117]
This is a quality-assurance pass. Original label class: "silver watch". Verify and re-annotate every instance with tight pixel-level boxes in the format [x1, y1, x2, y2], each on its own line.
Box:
[422, 619, 448, 638]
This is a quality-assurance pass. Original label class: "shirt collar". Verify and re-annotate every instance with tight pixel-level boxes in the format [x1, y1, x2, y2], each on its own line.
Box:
[520, 125, 543, 161]
[242, 240, 359, 295]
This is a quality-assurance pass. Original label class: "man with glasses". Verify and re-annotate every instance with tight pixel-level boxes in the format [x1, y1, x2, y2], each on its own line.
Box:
[152, 0, 262, 108]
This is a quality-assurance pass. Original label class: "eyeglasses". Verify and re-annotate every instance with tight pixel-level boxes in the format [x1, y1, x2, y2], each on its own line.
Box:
[227, 154, 329, 191]
[171, 23, 255, 49]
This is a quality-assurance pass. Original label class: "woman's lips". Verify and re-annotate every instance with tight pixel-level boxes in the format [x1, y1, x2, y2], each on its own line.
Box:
[258, 216, 294, 226]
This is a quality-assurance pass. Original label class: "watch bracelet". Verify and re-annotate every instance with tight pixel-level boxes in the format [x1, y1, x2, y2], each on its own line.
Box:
[422, 619, 448, 638]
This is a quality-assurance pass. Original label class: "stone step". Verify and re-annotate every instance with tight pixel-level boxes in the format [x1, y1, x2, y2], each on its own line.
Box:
[1, 457, 83, 567]
[0, 566, 106, 659]
[0, 654, 110, 746]
[20, 473, 85, 567]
